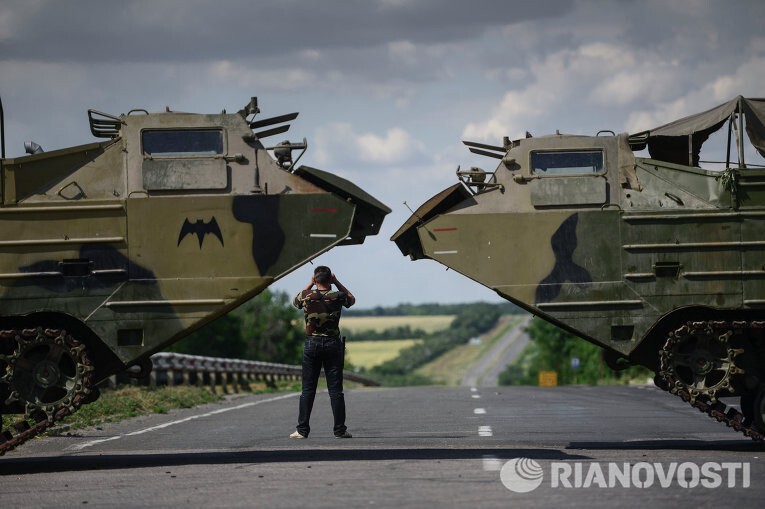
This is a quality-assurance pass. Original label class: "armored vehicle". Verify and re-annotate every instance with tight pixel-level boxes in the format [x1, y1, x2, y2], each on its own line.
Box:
[0, 96, 390, 452]
[393, 96, 765, 440]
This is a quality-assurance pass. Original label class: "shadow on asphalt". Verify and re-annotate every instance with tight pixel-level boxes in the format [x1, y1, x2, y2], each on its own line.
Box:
[567, 440, 764, 452]
[0, 448, 590, 475]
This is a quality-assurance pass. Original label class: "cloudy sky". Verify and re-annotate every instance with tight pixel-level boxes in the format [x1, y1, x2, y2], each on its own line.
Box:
[1, 0, 763, 308]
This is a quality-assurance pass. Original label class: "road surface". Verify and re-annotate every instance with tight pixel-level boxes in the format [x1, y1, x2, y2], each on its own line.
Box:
[462, 315, 531, 387]
[2, 384, 762, 508]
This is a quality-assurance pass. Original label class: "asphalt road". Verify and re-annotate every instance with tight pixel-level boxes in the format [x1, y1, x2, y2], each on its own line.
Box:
[462, 315, 531, 387]
[2, 385, 763, 508]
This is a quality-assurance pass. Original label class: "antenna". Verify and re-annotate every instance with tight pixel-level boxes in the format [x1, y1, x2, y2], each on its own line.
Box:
[403, 201, 424, 223]
[403, 200, 435, 239]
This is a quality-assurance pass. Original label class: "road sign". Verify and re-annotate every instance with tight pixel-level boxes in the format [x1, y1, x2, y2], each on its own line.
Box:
[570, 356, 580, 370]
[538, 371, 557, 387]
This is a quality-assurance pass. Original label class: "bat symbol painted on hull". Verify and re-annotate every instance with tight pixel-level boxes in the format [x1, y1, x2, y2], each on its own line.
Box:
[177, 217, 224, 248]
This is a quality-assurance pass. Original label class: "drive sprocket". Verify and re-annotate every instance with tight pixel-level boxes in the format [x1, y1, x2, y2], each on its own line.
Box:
[659, 321, 744, 403]
[655, 320, 764, 442]
[0, 327, 94, 455]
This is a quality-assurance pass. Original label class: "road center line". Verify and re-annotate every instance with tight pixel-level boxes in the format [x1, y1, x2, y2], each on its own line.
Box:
[478, 426, 493, 437]
[68, 392, 299, 451]
[473, 408, 486, 415]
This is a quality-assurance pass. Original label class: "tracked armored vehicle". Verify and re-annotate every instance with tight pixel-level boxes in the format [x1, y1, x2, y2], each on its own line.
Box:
[0, 96, 390, 452]
[393, 96, 765, 440]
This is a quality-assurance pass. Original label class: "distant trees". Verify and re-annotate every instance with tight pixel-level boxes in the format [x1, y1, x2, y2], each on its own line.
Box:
[498, 319, 651, 386]
[169, 297, 514, 384]
[369, 302, 503, 385]
[345, 301, 524, 317]
[170, 289, 304, 365]
[169, 311, 248, 359]
[344, 325, 428, 341]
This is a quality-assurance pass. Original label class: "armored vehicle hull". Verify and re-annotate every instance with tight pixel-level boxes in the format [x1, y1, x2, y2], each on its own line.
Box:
[394, 96, 765, 440]
[0, 97, 389, 452]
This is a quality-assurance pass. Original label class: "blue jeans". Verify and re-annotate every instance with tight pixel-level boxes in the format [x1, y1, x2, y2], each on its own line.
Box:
[297, 336, 347, 437]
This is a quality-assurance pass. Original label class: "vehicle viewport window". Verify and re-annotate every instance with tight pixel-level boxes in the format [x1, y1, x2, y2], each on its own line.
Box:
[142, 130, 223, 157]
[530, 150, 604, 176]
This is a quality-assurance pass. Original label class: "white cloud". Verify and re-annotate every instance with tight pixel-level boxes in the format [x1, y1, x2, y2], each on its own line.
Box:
[388, 40, 419, 66]
[357, 127, 416, 163]
[625, 54, 765, 133]
[299, 48, 322, 60]
[750, 37, 765, 54]
[709, 56, 765, 100]
[313, 122, 425, 166]
[464, 30, 765, 145]
[578, 42, 636, 68]
[2, 0, 763, 308]
[0, 0, 43, 41]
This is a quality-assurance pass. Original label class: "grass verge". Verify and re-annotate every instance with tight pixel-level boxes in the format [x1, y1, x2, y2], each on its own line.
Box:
[65, 386, 223, 429]
[2, 380, 301, 433]
[415, 315, 518, 385]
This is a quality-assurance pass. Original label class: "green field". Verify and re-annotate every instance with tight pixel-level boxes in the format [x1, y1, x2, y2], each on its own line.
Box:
[342, 315, 454, 334]
[347, 339, 422, 369]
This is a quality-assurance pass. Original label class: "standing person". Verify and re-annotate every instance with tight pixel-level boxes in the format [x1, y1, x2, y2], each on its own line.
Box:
[290, 265, 355, 439]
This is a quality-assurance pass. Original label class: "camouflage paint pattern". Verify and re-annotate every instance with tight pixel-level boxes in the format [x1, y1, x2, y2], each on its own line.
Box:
[0, 98, 389, 394]
[393, 131, 764, 370]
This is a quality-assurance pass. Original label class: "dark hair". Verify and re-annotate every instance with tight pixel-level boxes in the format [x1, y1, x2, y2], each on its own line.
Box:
[313, 265, 332, 284]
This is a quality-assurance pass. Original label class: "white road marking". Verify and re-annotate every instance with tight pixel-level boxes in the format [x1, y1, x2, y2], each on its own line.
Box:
[478, 426, 493, 437]
[482, 455, 502, 471]
[68, 392, 299, 451]
[310, 233, 337, 238]
[470, 387, 477, 392]
[471, 394, 481, 399]
[474, 408, 486, 415]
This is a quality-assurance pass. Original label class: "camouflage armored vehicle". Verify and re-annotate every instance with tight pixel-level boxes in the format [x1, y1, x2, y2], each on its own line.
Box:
[393, 95, 765, 440]
[0, 96, 390, 452]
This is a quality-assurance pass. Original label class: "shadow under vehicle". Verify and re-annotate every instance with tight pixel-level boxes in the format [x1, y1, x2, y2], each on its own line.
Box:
[393, 95, 765, 441]
[0, 96, 390, 452]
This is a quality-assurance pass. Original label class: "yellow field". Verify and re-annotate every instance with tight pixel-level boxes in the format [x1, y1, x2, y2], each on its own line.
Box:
[346, 339, 422, 369]
[341, 315, 454, 334]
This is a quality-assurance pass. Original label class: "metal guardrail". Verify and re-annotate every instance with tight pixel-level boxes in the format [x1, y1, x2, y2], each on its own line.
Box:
[140, 352, 380, 392]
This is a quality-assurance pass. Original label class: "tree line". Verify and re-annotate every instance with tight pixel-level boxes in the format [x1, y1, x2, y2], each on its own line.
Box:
[170, 290, 651, 388]
[366, 302, 503, 386]
[171, 294, 516, 366]
[344, 325, 428, 341]
[170, 289, 305, 365]
[345, 301, 523, 317]
[498, 319, 651, 386]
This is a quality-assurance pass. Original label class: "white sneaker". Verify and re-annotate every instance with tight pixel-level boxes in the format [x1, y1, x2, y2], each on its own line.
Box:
[289, 431, 307, 439]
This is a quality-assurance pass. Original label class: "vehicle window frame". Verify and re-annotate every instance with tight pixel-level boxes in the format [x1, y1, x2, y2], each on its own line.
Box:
[529, 149, 605, 177]
[141, 128, 226, 158]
